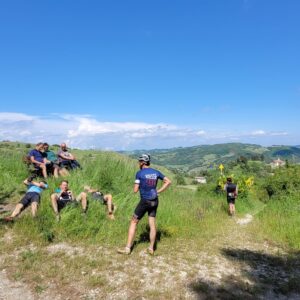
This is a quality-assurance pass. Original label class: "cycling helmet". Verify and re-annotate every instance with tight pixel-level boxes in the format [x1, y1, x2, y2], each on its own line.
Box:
[138, 154, 151, 163]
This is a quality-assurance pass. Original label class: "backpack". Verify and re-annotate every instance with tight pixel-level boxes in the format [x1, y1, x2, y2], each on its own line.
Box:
[226, 183, 237, 198]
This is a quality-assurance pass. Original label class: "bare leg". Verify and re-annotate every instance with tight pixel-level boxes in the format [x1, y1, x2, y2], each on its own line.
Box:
[51, 194, 59, 215]
[231, 204, 235, 215]
[229, 203, 235, 216]
[41, 165, 47, 178]
[148, 216, 156, 251]
[126, 218, 139, 248]
[78, 192, 87, 212]
[104, 194, 115, 219]
[31, 202, 38, 217]
[10, 203, 24, 218]
[105, 194, 113, 213]
[53, 166, 59, 178]
[59, 167, 69, 177]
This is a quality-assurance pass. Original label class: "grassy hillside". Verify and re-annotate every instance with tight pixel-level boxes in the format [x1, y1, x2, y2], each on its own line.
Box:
[121, 143, 300, 173]
[0, 141, 226, 246]
[0, 141, 299, 299]
[0, 141, 299, 249]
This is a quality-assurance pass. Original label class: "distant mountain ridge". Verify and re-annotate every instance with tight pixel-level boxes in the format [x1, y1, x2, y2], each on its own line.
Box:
[120, 143, 300, 173]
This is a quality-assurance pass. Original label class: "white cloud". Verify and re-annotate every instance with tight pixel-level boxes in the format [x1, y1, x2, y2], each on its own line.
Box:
[270, 131, 288, 136]
[250, 130, 288, 137]
[0, 112, 36, 122]
[0, 112, 294, 149]
[251, 130, 266, 136]
[196, 130, 206, 136]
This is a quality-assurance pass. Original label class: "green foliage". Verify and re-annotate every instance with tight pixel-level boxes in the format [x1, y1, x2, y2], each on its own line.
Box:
[122, 143, 300, 174]
[1, 141, 299, 251]
[261, 165, 300, 199]
[175, 173, 186, 185]
[255, 192, 300, 249]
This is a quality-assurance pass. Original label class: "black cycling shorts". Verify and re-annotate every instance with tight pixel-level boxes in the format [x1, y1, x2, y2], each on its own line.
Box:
[57, 199, 72, 210]
[227, 197, 236, 204]
[91, 192, 106, 205]
[134, 198, 159, 220]
[20, 192, 40, 208]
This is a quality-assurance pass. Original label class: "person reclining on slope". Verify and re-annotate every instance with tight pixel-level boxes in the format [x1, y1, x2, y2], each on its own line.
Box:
[50, 180, 87, 221]
[83, 185, 116, 220]
[28, 142, 51, 178]
[4, 177, 48, 221]
[43, 143, 69, 177]
[57, 143, 81, 170]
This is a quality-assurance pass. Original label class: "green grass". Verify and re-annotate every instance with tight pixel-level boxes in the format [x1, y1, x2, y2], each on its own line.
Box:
[0, 142, 231, 247]
[1, 141, 299, 252]
[253, 192, 300, 250]
[0, 143, 300, 299]
[1, 141, 300, 299]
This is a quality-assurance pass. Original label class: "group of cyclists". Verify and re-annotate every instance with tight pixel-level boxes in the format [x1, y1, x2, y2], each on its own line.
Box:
[4, 146, 238, 255]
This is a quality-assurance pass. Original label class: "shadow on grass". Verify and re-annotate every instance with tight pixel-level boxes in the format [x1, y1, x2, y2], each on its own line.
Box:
[0, 192, 11, 205]
[133, 226, 172, 250]
[190, 248, 300, 299]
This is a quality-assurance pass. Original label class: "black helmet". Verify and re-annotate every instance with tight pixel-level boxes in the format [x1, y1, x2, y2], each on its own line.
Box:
[138, 154, 151, 163]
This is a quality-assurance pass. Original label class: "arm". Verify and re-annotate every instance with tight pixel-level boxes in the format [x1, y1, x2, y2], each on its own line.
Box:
[157, 177, 171, 194]
[23, 179, 30, 186]
[30, 156, 45, 166]
[31, 181, 47, 188]
[43, 157, 51, 164]
[58, 152, 74, 160]
[83, 185, 99, 193]
[23, 179, 46, 188]
[133, 183, 139, 193]
[68, 190, 74, 200]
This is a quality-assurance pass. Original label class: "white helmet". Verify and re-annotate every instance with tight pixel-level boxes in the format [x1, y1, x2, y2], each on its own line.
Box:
[138, 154, 151, 163]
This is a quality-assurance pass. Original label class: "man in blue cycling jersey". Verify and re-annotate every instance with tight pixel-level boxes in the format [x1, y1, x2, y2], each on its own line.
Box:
[118, 154, 171, 255]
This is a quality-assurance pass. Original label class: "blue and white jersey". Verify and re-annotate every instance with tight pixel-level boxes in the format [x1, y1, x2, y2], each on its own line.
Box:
[135, 168, 165, 200]
[27, 183, 48, 194]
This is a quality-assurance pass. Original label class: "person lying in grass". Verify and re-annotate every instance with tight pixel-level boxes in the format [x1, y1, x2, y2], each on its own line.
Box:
[50, 180, 87, 221]
[83, 185, 116, 220]
[4, 177, 48, 221]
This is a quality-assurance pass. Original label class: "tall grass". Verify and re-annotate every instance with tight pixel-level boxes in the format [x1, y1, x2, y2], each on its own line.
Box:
[0, 143, 234, 250]
[253, 192, 300, 250]
[1, 142, 299, 251]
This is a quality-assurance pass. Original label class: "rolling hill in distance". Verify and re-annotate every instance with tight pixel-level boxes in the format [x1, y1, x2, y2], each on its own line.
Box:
[121, 143, 300, 173]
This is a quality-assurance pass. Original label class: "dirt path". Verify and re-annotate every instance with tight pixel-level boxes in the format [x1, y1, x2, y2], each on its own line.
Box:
[187, 215, 300, 299]
[0, 269, 34, 300]
[0, 213, 299, 299]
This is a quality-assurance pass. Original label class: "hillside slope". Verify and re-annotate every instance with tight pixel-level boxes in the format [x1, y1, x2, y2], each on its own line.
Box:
[0, 141, 299, 299]
[121, 143, 300, 172]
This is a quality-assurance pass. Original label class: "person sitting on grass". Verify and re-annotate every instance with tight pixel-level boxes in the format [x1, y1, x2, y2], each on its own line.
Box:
[43, 143, 69, 177]
[83, 185, 116, 220]
[57, 143, 81, 170]
[4, 177, 48, 221]
[50, 180, 87, 221]
[28, 142, 50, 178]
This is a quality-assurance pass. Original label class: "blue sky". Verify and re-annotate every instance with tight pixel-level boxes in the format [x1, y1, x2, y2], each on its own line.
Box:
[0, 0, 299, 150]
